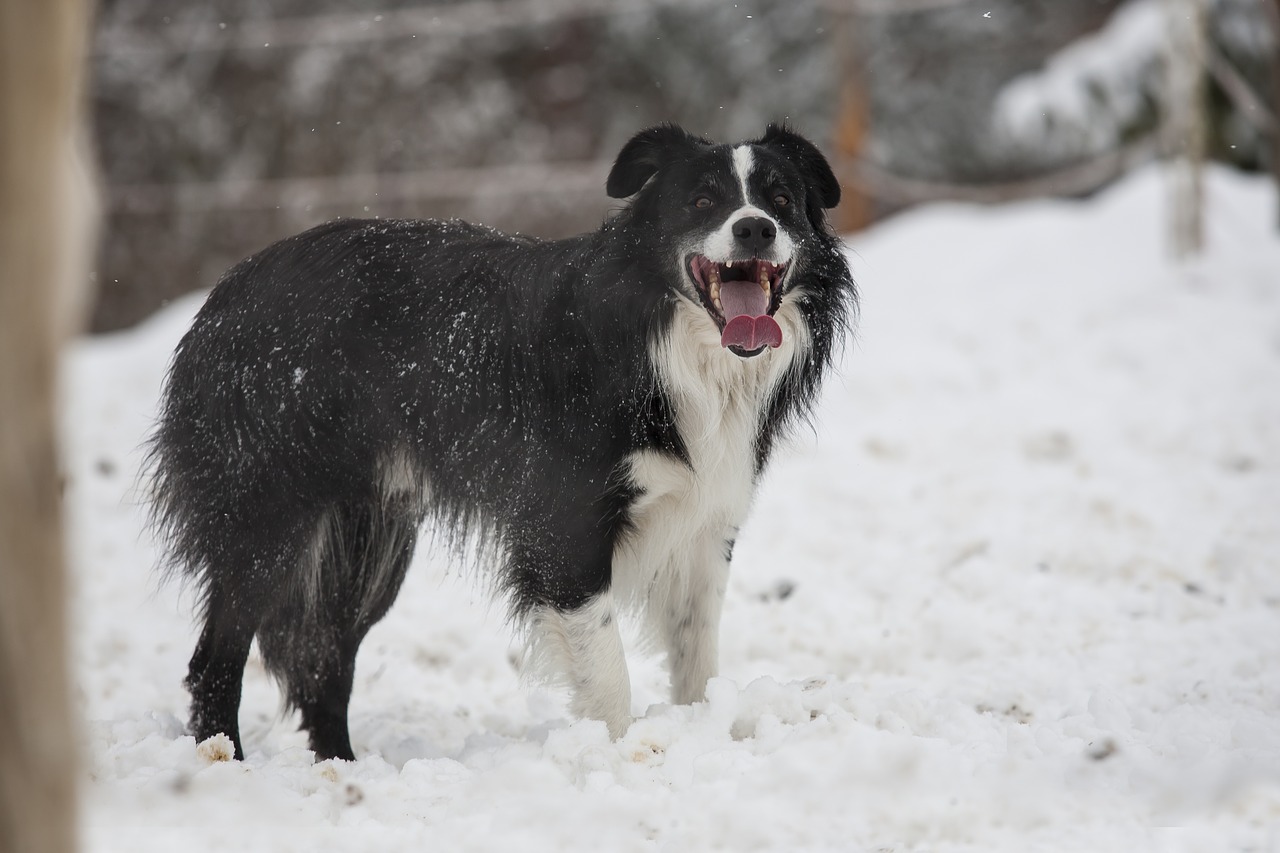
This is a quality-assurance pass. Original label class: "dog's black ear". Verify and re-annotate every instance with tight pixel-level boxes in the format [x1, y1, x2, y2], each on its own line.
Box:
[606, 123, 707, 199]
[758, 123, 841, 216]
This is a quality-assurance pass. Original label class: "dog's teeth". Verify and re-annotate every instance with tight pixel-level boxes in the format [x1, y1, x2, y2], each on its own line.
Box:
[708, 262, 722, 306]
[760, 267, 770, 292]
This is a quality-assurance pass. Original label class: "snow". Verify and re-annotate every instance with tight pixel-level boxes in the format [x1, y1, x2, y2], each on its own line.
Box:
[64, 165, 1280, 851]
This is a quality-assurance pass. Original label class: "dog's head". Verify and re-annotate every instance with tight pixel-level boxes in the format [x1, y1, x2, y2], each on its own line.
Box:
[606, 123, 841, 359]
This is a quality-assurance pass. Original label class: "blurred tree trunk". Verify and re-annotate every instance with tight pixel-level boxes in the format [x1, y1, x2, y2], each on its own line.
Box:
[0, 2, 95, 852]
[1166, 0, 1208, 257]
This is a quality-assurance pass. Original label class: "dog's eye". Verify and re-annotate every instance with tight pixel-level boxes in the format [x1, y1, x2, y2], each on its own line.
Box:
[693, 196, 713, 210]
[774, 193, 791, 208]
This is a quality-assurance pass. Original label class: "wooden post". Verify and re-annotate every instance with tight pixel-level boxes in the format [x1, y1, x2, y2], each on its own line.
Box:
[0, 2, 95, 852]
[830, 2, 874, 233]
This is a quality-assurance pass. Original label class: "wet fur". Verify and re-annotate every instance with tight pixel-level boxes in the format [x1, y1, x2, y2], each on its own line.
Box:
[147, 123, 856, 760]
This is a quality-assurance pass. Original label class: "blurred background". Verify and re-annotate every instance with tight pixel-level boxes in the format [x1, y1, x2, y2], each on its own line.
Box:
[88, 0, 1279, 332]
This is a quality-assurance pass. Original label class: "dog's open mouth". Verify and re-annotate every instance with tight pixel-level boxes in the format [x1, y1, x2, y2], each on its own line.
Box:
[687, 255, 788, 357]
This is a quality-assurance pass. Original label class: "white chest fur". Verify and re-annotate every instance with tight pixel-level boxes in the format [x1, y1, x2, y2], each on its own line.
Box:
[612, 296, 808, 608]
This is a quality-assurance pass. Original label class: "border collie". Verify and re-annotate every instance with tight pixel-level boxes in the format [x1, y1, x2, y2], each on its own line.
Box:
[147, 123, 856, 761]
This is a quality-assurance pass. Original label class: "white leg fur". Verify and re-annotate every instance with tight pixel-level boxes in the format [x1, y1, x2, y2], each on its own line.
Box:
[525, 593, 632, 738]
[660, 533, 730, 704]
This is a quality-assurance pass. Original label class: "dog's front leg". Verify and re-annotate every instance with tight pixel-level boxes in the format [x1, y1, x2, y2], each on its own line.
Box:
[661, 532, 731, 705]
[527, 591, 632, 738]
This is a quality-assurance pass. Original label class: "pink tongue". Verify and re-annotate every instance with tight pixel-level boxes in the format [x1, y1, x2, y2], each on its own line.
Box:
[722, 315, 782, 350]
[718, 279, 782, 350]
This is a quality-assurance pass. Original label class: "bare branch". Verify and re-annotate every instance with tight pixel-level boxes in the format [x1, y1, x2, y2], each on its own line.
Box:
[106, 133, 1163, 216]
[844, 136, 1157, 206]
[1206, 43, 1278, 133]
[108, 161, 612, 214]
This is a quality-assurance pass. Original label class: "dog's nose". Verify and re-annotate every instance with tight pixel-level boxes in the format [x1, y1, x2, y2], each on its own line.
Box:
[732, 216, 776, 253]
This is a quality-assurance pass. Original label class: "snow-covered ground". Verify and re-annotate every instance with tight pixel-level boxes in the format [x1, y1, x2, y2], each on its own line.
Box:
[64, 165, 1280, 851]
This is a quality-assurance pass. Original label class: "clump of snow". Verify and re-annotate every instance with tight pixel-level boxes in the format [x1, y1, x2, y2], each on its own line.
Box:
[195, 734, 236, 764]
[63, 164, 1280, 851]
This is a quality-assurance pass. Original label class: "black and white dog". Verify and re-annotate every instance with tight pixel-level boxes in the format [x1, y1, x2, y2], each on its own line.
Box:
[147, 123, 856, 761]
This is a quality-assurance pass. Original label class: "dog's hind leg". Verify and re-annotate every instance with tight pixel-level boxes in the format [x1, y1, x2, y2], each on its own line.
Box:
[170, 481, 319, 760]
[186, 565, 287, 761]
[258, 500, 418, 761]
[186, 602, 255, 759]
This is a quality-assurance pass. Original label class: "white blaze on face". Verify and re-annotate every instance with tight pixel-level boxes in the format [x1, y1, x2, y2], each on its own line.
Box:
[732, 144, 754, 201]
[700, 145, 794, 263]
